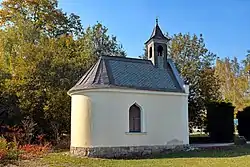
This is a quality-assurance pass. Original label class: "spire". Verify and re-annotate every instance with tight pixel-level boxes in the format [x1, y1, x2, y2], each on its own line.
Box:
[145, 18, 170, 44]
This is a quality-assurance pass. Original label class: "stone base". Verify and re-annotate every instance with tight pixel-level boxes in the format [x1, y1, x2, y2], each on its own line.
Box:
[70, 144, 190, 158]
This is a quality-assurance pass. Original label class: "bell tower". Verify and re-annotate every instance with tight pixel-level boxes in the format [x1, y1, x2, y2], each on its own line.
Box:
[145, 18, 170, 69]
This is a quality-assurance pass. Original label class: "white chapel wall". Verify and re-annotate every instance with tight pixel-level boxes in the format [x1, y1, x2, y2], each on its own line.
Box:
[71, 95, 92, 147]
[72, 89, 189, 147]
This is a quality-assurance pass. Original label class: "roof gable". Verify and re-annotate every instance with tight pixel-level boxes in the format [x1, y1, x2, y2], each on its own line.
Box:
[68, 55, 185, 94]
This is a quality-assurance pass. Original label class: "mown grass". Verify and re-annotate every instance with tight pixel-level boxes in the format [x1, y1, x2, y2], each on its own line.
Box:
[17, 145, 250, 167]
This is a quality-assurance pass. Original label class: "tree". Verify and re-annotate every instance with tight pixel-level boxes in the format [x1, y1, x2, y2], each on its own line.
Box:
[0, 0, 126, 141]
[168, 33, 221, 130]
[0, 69, 20, 126]
[215, 56, 249, 113]
[242, 50, 250, 71]
[81, 22, 126, 59]
[0, 0, 83, 37]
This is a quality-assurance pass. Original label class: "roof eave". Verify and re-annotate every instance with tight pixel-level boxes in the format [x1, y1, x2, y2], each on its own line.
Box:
[167, 59, 186, 92]
[67, 84, 185, 96]
[145, 36, 171, 45]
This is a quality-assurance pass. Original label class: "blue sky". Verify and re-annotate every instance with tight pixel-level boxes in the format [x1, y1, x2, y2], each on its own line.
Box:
[0, 0, 247, 60]
[58, 0, 250, 61]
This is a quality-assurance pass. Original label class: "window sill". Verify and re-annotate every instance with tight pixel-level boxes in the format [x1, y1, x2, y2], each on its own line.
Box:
[125, 132, 147, 135]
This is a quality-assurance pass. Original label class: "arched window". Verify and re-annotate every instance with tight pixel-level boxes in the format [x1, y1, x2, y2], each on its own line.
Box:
[157, 45, 163, 56]
[149, 47, 152, 58]
[129, 103, 141, 132]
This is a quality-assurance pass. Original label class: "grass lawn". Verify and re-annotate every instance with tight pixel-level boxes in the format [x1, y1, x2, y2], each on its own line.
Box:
[9, 145, 250, 167]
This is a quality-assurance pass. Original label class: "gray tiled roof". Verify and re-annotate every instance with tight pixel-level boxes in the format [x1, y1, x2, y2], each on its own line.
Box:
[68, 55, 185, 94]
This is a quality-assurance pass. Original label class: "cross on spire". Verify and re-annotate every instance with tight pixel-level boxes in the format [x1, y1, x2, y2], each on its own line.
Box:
[156, 16, 159, 25]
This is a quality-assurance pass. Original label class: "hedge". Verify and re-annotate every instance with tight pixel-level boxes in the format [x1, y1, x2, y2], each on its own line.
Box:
[206, 102, 235, 143]
[237, 106, 250, 141]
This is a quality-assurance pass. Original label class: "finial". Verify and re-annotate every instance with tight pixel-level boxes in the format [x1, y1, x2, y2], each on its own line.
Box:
[156, 16, 159, 25]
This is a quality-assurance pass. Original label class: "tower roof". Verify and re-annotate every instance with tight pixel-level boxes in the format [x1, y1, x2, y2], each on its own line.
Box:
[145, 19, 170, 44]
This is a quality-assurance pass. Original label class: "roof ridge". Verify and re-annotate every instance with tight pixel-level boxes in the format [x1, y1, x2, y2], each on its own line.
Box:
[100, 55, 152, 64]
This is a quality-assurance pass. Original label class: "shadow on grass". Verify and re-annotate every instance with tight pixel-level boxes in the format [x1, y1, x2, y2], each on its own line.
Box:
[110, 145, 250, 160]
[148, 145, 250, 159]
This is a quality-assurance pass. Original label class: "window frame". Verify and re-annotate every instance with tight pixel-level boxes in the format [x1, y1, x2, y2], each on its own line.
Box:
[126, 103, 146, 135]
[149, 47, 152, 58]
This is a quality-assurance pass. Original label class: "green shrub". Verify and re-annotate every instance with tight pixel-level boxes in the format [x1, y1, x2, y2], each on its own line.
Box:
[206, 102, 235, 143]
[0, 137, 8, 160]
[237, 107, 250, 141]
[0, 136, 52, 161]
[0, 137, 7, 150]
[0, 136, 22, 160]
[5, 149, 21, 160]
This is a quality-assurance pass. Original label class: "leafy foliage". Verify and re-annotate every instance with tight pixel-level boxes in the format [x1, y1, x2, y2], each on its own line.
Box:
[0, 0, 126, 141]
[168, 33, 221, 129]
[19, 143, 51, 160]
[0, 136, 51, 161]
[0, 0, 83, 37]
[82, 22, 126, 58]
[0, 136, 21, 160]
[215, 57, 249, 112]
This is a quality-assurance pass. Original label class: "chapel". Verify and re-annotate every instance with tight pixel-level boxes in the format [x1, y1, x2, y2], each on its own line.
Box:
[68, 19, 189, 158]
